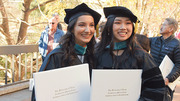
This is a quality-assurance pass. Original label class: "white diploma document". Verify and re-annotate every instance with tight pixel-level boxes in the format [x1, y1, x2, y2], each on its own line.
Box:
[90, 69, 142, 101]
[159, 55, 180, 90]
[53, 43, 59, 49]
[34, 63, 90, 101]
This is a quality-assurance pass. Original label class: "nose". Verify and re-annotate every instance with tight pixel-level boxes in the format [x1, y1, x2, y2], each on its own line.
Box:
[85, 26, 90, 33]
[160, 26, 163, 30]
[120, 23, 125, 30]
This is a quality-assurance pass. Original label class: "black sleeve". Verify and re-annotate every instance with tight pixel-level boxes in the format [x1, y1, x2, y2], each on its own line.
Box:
[31, 87, 36, 101]
[139, 53, 165, 101]
[167, 45, 180, 82]
[148, 37, 152, 47]
[39, 48, 63, 71]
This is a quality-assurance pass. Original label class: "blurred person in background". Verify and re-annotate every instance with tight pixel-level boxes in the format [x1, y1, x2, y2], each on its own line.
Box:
[52, 13, 63, 30]
[135, 34, 150, 52]
[97, 21, 106, 42]
[149, 18, 180, 101]
[38, 17, 64, 61]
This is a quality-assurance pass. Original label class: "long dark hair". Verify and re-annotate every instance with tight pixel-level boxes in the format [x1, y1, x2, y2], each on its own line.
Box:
[96, 16, 136, 55]
[59, 14, 96, 68]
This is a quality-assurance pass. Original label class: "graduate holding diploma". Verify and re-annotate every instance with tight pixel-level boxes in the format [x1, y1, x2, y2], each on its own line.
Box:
[95, 6, 165, 101]
[31, 3, 101, 101]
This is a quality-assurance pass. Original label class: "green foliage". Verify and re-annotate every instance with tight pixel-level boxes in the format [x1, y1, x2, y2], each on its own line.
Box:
[0, 56, 11, 81]
[0, 56, 11, 69]
[0, 57, 5, 77]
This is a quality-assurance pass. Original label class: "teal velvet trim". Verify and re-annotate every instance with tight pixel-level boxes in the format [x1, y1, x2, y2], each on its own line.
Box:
[75, 44, 87, 55]
[106, 41, 127, 50]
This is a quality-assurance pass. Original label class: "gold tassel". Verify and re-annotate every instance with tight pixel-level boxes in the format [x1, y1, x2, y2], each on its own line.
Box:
[96, 24, 99, 38]
[134, 20, 139, 34]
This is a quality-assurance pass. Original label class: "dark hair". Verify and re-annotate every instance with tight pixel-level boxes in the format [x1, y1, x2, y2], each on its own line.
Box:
[135, 34, 150, 52]
[96, 16, 140, 68]
[96, 16, 136, 55]
[59, 14, 96, 68]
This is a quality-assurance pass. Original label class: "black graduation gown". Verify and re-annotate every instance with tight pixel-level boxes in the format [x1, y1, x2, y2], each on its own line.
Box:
[31, 46, 91, 101]
[95, 48, 165, 101]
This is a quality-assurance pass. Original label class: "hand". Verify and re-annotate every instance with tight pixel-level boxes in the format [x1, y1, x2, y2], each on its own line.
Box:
[164, 78, 169, 85]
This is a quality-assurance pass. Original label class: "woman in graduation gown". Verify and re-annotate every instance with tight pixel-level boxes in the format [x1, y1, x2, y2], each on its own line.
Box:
[31, 3, 101, 101]
[95, 6, 165, 101]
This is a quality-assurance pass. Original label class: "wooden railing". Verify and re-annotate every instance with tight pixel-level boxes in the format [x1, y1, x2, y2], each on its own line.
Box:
[0, 45, 42, 95]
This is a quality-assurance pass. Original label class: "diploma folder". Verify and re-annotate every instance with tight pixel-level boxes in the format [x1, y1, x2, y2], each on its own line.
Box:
[34, 63, 90, 101]
[90, 69, 142, 101]
[159, 55, 180, 91]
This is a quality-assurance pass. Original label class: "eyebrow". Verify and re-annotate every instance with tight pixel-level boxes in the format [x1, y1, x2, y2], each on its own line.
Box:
[114, 18, 131, 21]
[49, 22, 55, 23]
[77, 21, 94, 24]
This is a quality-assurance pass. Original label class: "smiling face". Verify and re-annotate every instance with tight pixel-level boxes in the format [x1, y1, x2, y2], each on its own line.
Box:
[73, 15, 95, 47]
[112, 17, 133, 42]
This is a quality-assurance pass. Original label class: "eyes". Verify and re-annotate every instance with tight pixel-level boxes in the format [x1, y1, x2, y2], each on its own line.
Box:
[114, 21, 132, 25]
[49, 22, 55, 24]
[162, 24, 168, 26]
[78, 22, 95, 27]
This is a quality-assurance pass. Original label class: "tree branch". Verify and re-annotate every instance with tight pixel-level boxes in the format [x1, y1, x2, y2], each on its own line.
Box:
[30, 22, 48, 26]
[0, 28, 12, 41]
[168, 3, 180, 18]
[96, 0, 103, 8]
[30, 21, 65, 26]
[28, 0, 56, 13]
[0, 24, 3, 29]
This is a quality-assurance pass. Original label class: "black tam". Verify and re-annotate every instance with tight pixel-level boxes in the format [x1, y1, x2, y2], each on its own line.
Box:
[64, 3, 101, 26]
[104, 6, 138, 23]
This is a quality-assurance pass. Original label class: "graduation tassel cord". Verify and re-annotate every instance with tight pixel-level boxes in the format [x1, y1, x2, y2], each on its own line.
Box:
[134, 20, 140, 34]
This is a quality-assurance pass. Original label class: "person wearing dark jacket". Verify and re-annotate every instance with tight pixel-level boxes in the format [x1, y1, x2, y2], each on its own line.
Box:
[149, 18, 180, 101]
[95, 6, 165, 101]
[31, 3, 101, 101]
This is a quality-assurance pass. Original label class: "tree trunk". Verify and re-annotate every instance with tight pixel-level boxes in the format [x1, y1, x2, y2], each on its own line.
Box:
[16, 13, 31, 44]
[16, 0, 32, 45]
[16, 0, 56, 44]
[0, 0, 57, 83]
[0, 0, 14, 45]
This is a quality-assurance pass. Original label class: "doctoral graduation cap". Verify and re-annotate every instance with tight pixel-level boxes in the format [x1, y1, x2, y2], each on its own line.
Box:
[103, 6, 139, 23]
[64, 3, 101, 26]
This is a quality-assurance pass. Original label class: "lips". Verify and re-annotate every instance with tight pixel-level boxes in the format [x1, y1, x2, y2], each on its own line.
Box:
[117, 32, 127, 36]
[82, 34, 92, 38]
[119, 33, 126, 35]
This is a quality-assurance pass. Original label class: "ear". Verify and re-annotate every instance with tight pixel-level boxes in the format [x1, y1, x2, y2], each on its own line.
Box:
[169, 27, 174, 33]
